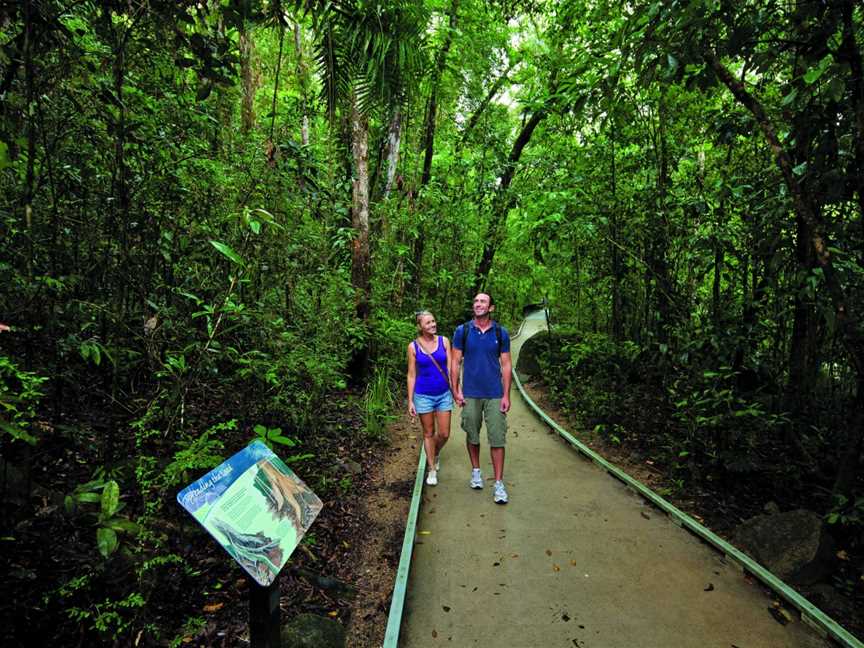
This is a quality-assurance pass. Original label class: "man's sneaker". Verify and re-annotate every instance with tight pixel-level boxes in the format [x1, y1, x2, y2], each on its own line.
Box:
[493, 480, 508, 504]
[426, 470, 438, 486]
[470, 468, 483, 489]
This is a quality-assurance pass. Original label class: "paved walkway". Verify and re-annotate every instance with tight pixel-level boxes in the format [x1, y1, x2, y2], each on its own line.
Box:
[400, 312, 829, 648]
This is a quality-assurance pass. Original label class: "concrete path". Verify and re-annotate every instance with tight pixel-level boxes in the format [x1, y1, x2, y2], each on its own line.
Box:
[400, 312, 829, 648]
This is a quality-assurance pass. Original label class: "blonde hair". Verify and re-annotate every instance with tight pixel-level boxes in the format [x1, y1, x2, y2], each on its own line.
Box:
[415, 310, 434, 333]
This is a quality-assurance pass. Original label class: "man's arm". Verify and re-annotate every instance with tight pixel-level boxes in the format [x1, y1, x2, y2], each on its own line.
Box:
[500, 351, 512, 412]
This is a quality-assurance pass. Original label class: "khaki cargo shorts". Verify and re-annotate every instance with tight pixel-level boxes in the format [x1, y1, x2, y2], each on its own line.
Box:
[461, 398, 507, 447]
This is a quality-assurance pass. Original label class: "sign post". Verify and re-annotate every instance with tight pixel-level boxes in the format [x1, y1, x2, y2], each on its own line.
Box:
[249, 578, 282, 648]
[178, 440, 323, 647]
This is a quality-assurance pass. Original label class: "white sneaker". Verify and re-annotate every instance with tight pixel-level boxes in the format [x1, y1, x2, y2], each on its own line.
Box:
[470, 468, 483, 489]
[426, 470, 438, 486]
[493, 480, 508, 504]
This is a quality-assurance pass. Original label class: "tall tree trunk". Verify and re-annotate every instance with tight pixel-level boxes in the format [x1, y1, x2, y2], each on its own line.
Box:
[294, 22, 309, 146]
[383, 106, 402, 197]
[472, 110, 546, 295]
[420, 0, 459, 187]
[838, 2, 864, 220]
[349, 94, 371, 381]
[609, 127, 624, 341]
[240, 22, 256, 133]
[646, 91, 673, 343]
[22, 0, 36, 377]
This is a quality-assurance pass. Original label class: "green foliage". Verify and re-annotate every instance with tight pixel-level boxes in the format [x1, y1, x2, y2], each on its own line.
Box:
[253, 423, 297, 448]
[2, 0, 863, 642]
[363, 367, 397, 442]
[160, 421, 231, 491]
[0, 355, 47, 445]
[827, 495, 864, 528]
[64, 478, 139, 558]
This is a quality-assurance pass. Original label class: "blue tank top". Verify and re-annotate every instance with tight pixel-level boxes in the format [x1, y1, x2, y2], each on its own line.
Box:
[414, 336, 449, 395]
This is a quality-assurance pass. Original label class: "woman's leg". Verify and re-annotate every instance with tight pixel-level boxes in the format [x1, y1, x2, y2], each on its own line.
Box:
[434, 409, 451, 456]
[419, 412, 437, 470]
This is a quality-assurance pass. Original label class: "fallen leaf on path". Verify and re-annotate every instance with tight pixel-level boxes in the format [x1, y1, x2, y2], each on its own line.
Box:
[418, 530, 431, 535]
[442, 606, 451, 612]
[553, 564, 560, 572]
[836, 550, 849, 561]
[570, 560, 577, 566]
[640, 511, 650, 520]
[432, 629, 438, 638]
[769, 607, 792, 625]
[202, 602, 223, 613]
[704, 583, 714, 592]
[546, 549, 552, 556]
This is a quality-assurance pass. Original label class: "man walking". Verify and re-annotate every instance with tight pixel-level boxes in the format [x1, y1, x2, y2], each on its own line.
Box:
[450, 293, 512, 504]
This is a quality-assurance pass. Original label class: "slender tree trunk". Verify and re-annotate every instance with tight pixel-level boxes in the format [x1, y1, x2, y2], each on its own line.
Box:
[269, 24, 285, 143]
[22, 0, 36, 375]
[349, 94, 371, 381]
[646, 91, 673, 343]
[420, 0, 459, 187]
[294, 22, 309, 146]
[609, 128, 624, 341]
[240, 22, 256, 133]
[383, 106, 402, 197]
[472, 110, 545, 295]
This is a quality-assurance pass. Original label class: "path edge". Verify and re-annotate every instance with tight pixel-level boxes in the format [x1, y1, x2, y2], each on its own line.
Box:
[382, 444, 427, 647]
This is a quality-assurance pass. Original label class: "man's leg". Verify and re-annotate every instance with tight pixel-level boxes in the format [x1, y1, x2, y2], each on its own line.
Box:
[484, 398, 507, 481]
[461, 398, 484, 488]
[490, 447, 505, 481]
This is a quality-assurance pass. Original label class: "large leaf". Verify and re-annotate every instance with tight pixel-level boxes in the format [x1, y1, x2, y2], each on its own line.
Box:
[101, 480, 120, 518]
[97, 527, 118, 558]
[209, 240, 246, 266]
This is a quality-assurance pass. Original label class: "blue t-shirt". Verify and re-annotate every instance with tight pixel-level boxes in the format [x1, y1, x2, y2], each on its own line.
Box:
[453, 321, 511, 399]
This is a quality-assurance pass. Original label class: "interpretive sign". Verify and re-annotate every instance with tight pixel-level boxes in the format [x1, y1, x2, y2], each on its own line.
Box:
[177, 440, 323, 586]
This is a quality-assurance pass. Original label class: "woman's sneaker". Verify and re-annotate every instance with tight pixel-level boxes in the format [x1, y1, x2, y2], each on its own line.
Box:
[493, 480, 508, 504]
[470, 468, 483, 489]
[426, 470, 438, 486]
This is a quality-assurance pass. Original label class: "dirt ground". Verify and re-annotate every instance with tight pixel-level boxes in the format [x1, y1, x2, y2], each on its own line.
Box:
[344, 412, 423, 648]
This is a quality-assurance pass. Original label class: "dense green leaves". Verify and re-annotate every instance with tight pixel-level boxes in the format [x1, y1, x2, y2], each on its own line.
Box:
[2, 0, 863, 642]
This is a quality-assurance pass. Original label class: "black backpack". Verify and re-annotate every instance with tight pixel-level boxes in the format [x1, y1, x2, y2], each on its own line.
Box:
[461, 320, 503, 356]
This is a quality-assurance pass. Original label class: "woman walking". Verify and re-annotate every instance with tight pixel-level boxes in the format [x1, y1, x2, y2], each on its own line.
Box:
[407, 310, 453, 485]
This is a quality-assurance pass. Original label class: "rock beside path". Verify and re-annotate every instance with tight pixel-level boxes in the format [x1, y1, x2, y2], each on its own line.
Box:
[733, 509, 835, 584]
[281, 613, 346, 648]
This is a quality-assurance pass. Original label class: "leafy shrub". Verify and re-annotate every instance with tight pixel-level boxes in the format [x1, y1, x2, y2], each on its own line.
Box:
[0, 354, 48, 445]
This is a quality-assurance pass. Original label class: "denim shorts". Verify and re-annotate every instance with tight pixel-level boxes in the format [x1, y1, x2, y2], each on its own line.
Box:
[413, 390, 453, 414]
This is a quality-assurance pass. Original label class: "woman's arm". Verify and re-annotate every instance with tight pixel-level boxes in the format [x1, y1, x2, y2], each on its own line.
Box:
[407, 342, 417, 417]
[449, 336, 464, 406]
